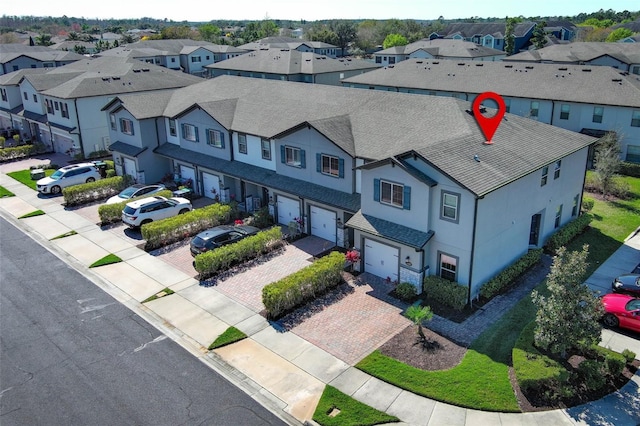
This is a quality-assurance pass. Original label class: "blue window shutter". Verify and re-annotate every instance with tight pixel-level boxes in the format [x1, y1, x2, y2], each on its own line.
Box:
[338, 158, 344, 178]
[280, 145, 286, 163]
[195, 127, 199, 142]
[300, 149, 306, 168]
[206, 129, 211, 144]
[316, 153, 321, 172]
[220, 132, 225, 148]
[373, 179, 380, 202]
[181, 123, 185, 138]
[403, 185, 411, 210]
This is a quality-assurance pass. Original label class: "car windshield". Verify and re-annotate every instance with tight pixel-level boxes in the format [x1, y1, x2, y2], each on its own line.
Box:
[626, 299, 640, 311]
[192, 236, 206, 248]
[119, 187, 139, 198]
[50, 170, 64, 180]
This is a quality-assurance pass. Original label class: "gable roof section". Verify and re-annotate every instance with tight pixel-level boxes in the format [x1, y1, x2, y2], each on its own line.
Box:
[0, 44, 85, 64]
[173, 99, 238, 129]
[375, 39, 505, 59]
[0, 68, 49, 86]
[347, 211, 435, 249]
[342, 59, 640, 108]
[439, 22, 535, 39]
[102, 90, 176, 119]
[504, 42, 640, 65]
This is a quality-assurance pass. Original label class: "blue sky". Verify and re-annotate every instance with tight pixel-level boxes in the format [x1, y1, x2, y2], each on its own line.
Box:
[3, 0, 638, 22]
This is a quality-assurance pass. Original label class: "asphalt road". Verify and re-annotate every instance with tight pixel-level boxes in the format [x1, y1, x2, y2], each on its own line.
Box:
[0, 216, 287, 426]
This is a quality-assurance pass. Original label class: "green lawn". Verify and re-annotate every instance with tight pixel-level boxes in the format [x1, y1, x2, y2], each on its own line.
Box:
[6, 169, 54, 190]
[0, 185, 15, 197]
[356, 174, 640, 412]
[312, 385, 399, 426]
[18, 209, 45, 219]
[208, 326, 247, 350]
[89, 254, 122, 268]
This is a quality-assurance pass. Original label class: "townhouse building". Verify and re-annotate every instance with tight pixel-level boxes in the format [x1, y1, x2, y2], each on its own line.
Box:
[104, 76, 594, 300]
[429, 22, 536, 52]
[373, 39, 505, 67]
[238, 37, 338, 58]
[342, 59, 640, 163]
[0, 44, 85, 76]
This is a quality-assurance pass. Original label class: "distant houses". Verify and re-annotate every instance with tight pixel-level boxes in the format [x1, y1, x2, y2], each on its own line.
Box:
[373, 39, 505, 66]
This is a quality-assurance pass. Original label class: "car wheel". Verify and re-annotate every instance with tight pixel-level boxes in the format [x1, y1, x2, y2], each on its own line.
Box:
[86, 177, 96, 183]
[179, 208, 189, 214]
[603, 313, 619, 328]
[50, 185, 61, 194]
[140, 219, 152, 227]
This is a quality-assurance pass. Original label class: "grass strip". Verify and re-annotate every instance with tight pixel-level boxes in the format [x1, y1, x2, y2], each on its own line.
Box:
[89, 253, 122, 268]
[208, 326, 248, 350]
[50, 230, 78, 240]
[0, 185, 15, 197]
[312, 385, 400, 426]
[142, 287, 175, 303]
[18, 209, 45, 219]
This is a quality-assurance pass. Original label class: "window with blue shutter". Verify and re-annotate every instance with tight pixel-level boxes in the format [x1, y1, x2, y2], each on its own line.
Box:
[338, 158, 344, 178]
[319, 153, 341, 177]
[403, 185, 411, 210]
[316, 153, 322, 172]
[280, 145, 286, 163]
[373, 179, 380, 202]
[300, 150, 306, 168]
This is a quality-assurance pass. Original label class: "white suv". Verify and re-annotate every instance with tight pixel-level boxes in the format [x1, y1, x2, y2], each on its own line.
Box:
[36, 163, 101, 194]
[121, 196, 192, 228]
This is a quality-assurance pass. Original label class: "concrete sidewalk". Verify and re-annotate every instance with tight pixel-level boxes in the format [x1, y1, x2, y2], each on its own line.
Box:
[1, 170, 639, 426]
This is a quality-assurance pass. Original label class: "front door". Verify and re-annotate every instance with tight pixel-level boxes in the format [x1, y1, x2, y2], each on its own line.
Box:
[529, 213, 542, 246]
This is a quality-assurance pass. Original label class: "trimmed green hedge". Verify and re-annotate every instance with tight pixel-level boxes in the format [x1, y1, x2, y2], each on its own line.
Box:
[195, 227, 283, 278]
[142, 203, 232, 250]
[97, 189, 174, 225]
[422, 275, 467, 311]
[620, 161, 640, 178]
[62, 175, 132, 206]
[262, 251, 345, 319]
[479, 249, 543, 300]
[0, 142, 50, 162]
[543, 214, 592, 253]
[581, 196, 595, 212]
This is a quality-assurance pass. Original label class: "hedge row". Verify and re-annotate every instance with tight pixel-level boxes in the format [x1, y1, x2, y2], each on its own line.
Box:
[543, 214, 592, 253]
[0, 143, 49, 162]
[98, 189, 174, 225]
[262, 251, 345, 319]
[62, 175, 132, 206]
[142, 203, 232, 250]
[195, 227, 284, 279]
[620, 161, 640, 178]
[479, 248, 543, 300]
[422, 275, 467, 311]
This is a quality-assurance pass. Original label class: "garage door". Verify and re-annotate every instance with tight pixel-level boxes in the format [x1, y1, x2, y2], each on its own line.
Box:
[277, 195, 300, 226]
[123, 157, 137, 181]
[364, 239, 399, 282]
[180, 165, 196, 189]
[310, 205, 336, 244]
[202, 172, 220, 200]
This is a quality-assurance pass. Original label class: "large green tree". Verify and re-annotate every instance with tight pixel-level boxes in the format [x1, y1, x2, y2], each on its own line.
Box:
[531, 245, 603, 358]
[199, 23, 221, 42]
[331, 20, 357, 56]
[531, 21, 547, 49]
[606, 27, 634, 42]
[504, 18, 516, 55]
[382, 33, 408, 49]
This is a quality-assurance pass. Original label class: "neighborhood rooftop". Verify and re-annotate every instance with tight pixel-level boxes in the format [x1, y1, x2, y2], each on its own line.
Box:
[504, 42, 640, 65]
[0, 43, 86, 64]
[206, 48, 379, 75]
[342, 59, 640, 108]
[375, 38, 505, 58]
[115, 75, 594, 196]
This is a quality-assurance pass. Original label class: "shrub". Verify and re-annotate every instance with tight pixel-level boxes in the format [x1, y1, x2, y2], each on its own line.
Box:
[422, 275, 467, 311]
[262, 251, 345, 319]
[87, 149, 110, 159]
[581, 196, 595, 212]
[395, 282, 417, 301]
[104, 160, 115, 170]
[578, 360, 606, 391]
[543, 214, 592, 253]
[621, 349, 636, 364]
[609, 178, 630, 199]
[584, 172, 598, 192]
[583, 345, 627, 377]
[142, 203, 232, 250]
[30, 163, 58, 170]
[62, 175, 133, 206]
[106, 169, 116, 178]
[479, 249, 542, 300]
[619, 161, 640, 178]
[0, 142, 49, 162]
[249, 206, 274, 228]
[195, 227, 283, 278]
[97, 189, 174, 225]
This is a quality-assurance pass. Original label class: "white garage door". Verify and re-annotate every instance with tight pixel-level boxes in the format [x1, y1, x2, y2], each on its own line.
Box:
[180, 165, 196, 188]
[277, 195, 300, 226]
[123, 157, 137, 181]
[310, 205, 336, 244]
[364, 239, 399, 282]
[202, 172, 220, 200]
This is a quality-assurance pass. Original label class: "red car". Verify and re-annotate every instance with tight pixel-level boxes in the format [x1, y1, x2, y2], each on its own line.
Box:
[601, 293, 640, 333]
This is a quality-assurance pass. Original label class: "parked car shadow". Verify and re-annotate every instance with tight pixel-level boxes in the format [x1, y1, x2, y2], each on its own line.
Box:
[123, 227, 143, 240]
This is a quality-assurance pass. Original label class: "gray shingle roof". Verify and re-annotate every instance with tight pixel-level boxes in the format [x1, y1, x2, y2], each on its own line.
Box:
[342, 58, 640, 108]
[0, 44, 85, 64]
[207, 49, 379, 75]
[437, 22, 535, 39]
[108, 141, 147, 157]
[504, 42, 640, 65]
[154, 142, 361, 212]
[376, 38, 505, 58]
[238, 37, 337, 51]
[34, 57, 201, 99]
[98, 39, 247, 57]
[346, 211, 435, 249]
[0, 68, 49, 86]
[121, 75, 593, 197]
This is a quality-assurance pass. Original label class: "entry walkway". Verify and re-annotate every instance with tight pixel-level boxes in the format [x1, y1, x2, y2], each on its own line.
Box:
[1, 168, 639, 425]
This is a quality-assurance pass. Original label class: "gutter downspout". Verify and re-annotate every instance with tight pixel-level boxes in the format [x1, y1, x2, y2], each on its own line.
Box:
[468, 196, 480, 307]
[73, 98, 85, 158]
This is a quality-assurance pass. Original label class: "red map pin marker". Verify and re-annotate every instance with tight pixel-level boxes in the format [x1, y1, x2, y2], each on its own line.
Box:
[472, 92, 506, 144]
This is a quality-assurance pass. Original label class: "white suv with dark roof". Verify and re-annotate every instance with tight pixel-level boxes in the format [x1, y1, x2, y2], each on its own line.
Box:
[36, 163, 101, 194]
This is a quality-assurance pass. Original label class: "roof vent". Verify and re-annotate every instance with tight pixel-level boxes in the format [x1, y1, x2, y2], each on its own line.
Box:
[101, 77, 110, 81]
[525, 66, 534, 69]
[432, 61, 439, 64]
[475, 63, 484, 66]
[611, 78, 622, 82]
[582, 69, 591, 72]
[457, 63, 465, 66]
[112, 76, 121, 80]
[504, 64, 513, 68]
[416, 60, 423, 64]
[388, 65, 394, 68]
[132, 69, 141, 73]
[141, 68, 150, 72]
[558, 67, 568, 71]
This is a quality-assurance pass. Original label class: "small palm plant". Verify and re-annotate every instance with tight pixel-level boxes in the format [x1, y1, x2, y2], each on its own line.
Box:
[405, 303, 434, 346]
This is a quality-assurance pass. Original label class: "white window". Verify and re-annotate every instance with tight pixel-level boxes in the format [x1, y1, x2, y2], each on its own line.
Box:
[592, 106, 603, 123]
[560, 104, 570, 120]
[632, 110, 640, 127]
[120, 118, 134, 135]
[109, 114, 117, 130]
[61, 102, 69, 119]
[169, 119, 177, 136]
[504, 98, 511, 113]
[261, 139, 271, 160]
[0, 88, 7, 102]
[530, 101, 539, 118]
[441, 191, 459, 222]
[380, 180, 404, 208]
[554, 160, 561, 180]
[191, 56, 202, 63]
[206, 129, 223, 148]
[238, 134, 247, 154]
[555, 204, 563, 228]
[572, 194, 579, 217]
[440, 253, 457, 281]
[285, 146, 301, 166]
[182, 123, 198, 142]
[541, 165, 549, 186]
[321, 154, 339, 177]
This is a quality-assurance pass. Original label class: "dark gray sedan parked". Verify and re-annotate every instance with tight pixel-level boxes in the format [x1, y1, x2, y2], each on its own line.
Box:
[190, 225, 260, 257]
[612, 273, 640, 297]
